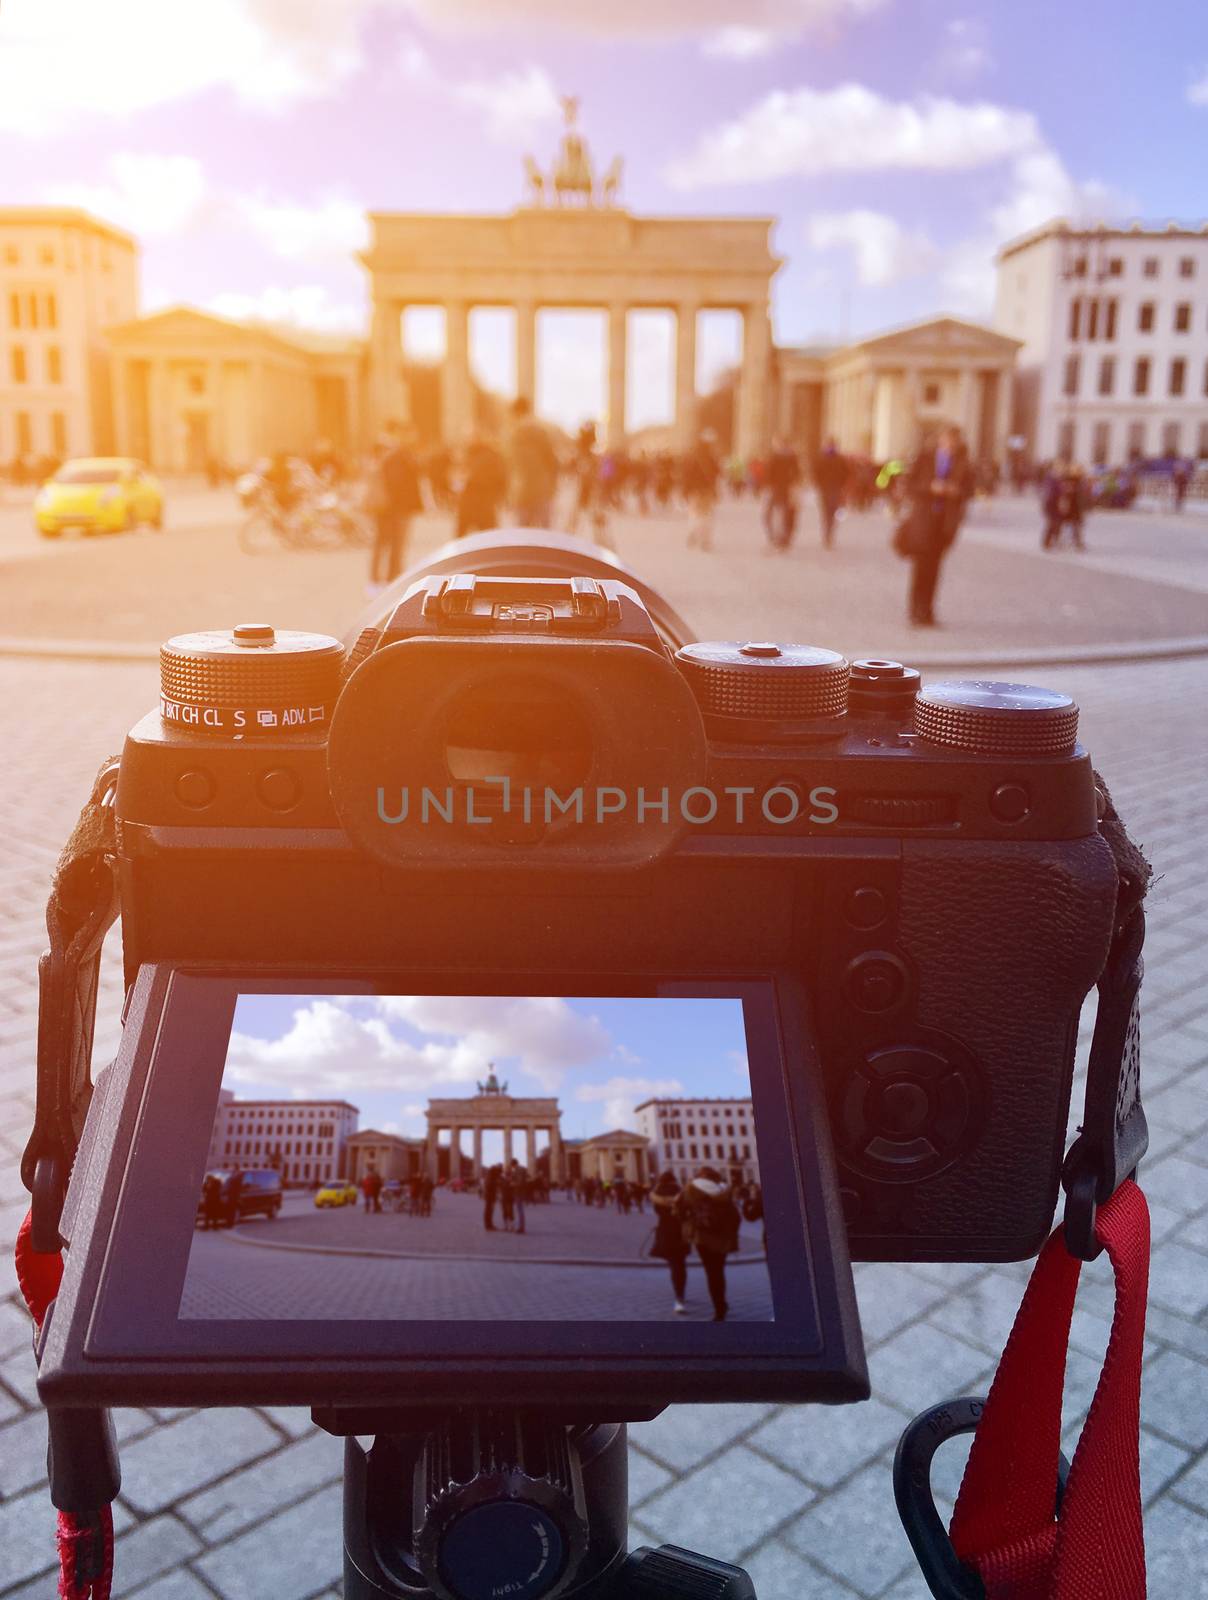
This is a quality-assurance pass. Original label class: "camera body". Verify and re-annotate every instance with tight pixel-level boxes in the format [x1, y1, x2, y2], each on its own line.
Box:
[117, 569, 1117, 1264]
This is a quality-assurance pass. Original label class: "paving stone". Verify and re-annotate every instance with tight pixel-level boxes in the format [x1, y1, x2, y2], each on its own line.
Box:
[741, 1539, 859, 1600]
[927, 1272, 1027, 1358]
[193, 1482, 344, 1600]
[0, 1408, 54, 1496]
[747, 1396, 906, 1490]
[1143, 1495, 1208, 1594]
[1138, 1427, 1193, 1508]
[629, 1403, 773, 1472]
[110, 1518, 205, 1599]
[1140, 1351, 1208, 1448]
[126, 1571, 219, 1600]
[626, 1445, 673, 1507]
[1169, 1447, 1208, 1515]
[178, 1429, 342, 1543]
[0, 1297, 33, 1361]
[865, 1320, 995, 1417]
[1137, 1155, 1208, 1215]
[1147, 1240, 1208, 1320]
[851, 1265, 944, 1346]
[636, 1445, 817, 1562]
[257, 1406, 316, 1440]
[0, 1489, 134, 1593]
[0, 1340, 40, 1407]
[119, 1408, 283, 1516]
[783, 1462, 915, 1596]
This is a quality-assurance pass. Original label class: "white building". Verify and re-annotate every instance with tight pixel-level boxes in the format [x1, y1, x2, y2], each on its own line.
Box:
[633, 1097, 759, 1187]
[0, 207, 139, 466]
[994, 218, 1208, 468]
[205, 1093, 359, 1187]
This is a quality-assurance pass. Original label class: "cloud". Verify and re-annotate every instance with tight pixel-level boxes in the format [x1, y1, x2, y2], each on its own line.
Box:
[401, 0, 886, 43]
[204, 285, 365, 335]
[702, 27, 778, 59]
[936, 17, 993, 81]
[940, 149, 1115, 312]
[50, 154, 209, 239]
[576, 1076, 685, 1132]
[1187, 68, 1208, 106]
[235, 195, 370, 264]
[807, 209, 939, 286]
[0, 0, 387, 134]
[227, 994, 614, 1099]
[665, 84, 1040, 188]
[453, 64, 562, 144]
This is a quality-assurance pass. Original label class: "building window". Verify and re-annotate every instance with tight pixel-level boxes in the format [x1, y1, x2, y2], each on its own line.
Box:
[1170, 358, 1187, 396]
[1057, 420, 1076, 461]
[1068, 298, 1082, 340]
[3, 245, 17, 265]
[51, 413, 66, 455]
[1174, 303, 1192, 333]
[1179, 256, 1196, 278]
[1162, 421, 1181, 456]
[1086, 299, 1099, 340]
[46, 346, 62, 384]
[1197, 421, 1208, 459]
[1204, 359, 1208, 397]
[1138, 302, 1155, 333]
[187, 372, 205, 395]
[1071, 255, 1087, 277]
[9, 291, 21, 329]
[923, 380, 941, 404]
[1098, 356, 1115, 396]
[40, 245, 54, 265]
[1126, 421, 1146, 461]
[1062, 354, 1080, 396]
[1092, 422, 1111, 465]
[1105, 299, 1118, 340]
[1134, 356, 1151, 396]
[1143, 257, 1159, 278]
[10, 346, 27, 383]
[1108, 257, 1123, 276]
[16, 412, 31, 453]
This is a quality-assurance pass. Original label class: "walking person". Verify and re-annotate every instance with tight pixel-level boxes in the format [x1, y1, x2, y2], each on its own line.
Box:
[1171, 457, 1191, 512]
[650, 1172, 690, 1314]
[508, 1160, 528, 1235]
[483, 1163, 501, 1231]
[457, 432, 509, 537]
[510, 397, 559, 527]
[1042, 461, 1088, 550]
[812, 438, 848, 549]
[500, 1167, 516, 1232]
[369, 423, 423, 590]
[683, 431, 721, 551]
[901, 426, 975, 628]
[763, 440, 800, 552]
[678, 1166, 741, 1322]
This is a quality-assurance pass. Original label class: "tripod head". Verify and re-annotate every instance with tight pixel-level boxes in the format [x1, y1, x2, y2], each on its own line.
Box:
[325, 1409, 757, 1600]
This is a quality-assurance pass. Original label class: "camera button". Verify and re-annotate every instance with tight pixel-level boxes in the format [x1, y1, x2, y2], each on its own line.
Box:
[843, 952, 908, 1013]
[258, 767, 302, 811]
[174, 769, 215, 809]
[990, 781, 1030, 822]
[846, 886, 888, 929]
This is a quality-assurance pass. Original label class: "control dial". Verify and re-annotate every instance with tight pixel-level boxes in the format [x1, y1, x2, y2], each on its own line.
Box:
[913, 680, 1079, 758]
[160, 624, 343, 736]
[675, 641, 849, 738]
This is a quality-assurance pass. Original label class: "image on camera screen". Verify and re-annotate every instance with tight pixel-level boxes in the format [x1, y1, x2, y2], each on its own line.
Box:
[177, 993, 775, 1322]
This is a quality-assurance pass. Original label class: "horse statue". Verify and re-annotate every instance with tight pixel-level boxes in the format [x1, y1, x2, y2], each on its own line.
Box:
[601, 156, 624, 208]
[523, 155, 546, 207]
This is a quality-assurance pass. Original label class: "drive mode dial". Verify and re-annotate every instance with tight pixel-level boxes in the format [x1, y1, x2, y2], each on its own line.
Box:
[159, 625, 343, 736]
[675, 641, 849, 739]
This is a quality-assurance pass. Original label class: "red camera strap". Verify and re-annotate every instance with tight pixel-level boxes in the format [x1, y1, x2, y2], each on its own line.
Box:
[14, 1210, 114, 1600]
[949, 1180, 1150, 1599]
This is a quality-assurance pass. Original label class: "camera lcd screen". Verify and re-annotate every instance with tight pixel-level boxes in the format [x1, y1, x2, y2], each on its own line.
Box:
[178, 993, 774, 1323]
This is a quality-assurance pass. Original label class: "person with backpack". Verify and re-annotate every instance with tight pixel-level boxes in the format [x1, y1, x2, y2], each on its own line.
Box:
[650, 1171, 690, 1314]
[678, 1166, 741, 1321]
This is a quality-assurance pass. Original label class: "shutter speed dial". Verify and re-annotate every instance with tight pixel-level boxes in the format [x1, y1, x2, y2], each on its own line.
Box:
[675, 642, 850, 739]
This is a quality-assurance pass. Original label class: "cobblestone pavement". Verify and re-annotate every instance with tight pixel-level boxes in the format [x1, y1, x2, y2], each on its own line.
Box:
[1, 501, 1207, 1596]
[1, 487, 1207, 665]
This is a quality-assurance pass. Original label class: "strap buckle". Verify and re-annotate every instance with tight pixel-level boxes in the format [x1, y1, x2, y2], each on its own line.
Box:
[894, 1398, 1070, 1600]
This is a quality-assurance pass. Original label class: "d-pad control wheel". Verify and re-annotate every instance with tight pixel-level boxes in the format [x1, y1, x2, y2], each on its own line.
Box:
[841, 1044, 979, 1180]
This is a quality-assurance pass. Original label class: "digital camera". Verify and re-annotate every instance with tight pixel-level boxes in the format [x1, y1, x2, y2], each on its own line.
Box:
[34, 532, 1118, 1416]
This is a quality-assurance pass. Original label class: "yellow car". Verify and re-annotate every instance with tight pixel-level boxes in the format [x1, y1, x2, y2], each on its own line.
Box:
[35, 457, 164, 538]
[314, 1179, 358, 1209]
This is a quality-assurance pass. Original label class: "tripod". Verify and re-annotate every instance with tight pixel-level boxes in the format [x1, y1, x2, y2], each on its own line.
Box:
[320, 1409, 757, 1600]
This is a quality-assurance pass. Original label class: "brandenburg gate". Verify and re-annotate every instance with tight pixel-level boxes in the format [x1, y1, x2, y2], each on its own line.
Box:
[427, 1070, 564, 1185]
[361, 100, 781, 455]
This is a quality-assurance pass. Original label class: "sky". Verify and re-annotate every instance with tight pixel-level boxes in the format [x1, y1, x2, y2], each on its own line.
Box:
[222, 992, 752, 1142]
[5, 1, 1208, 425]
